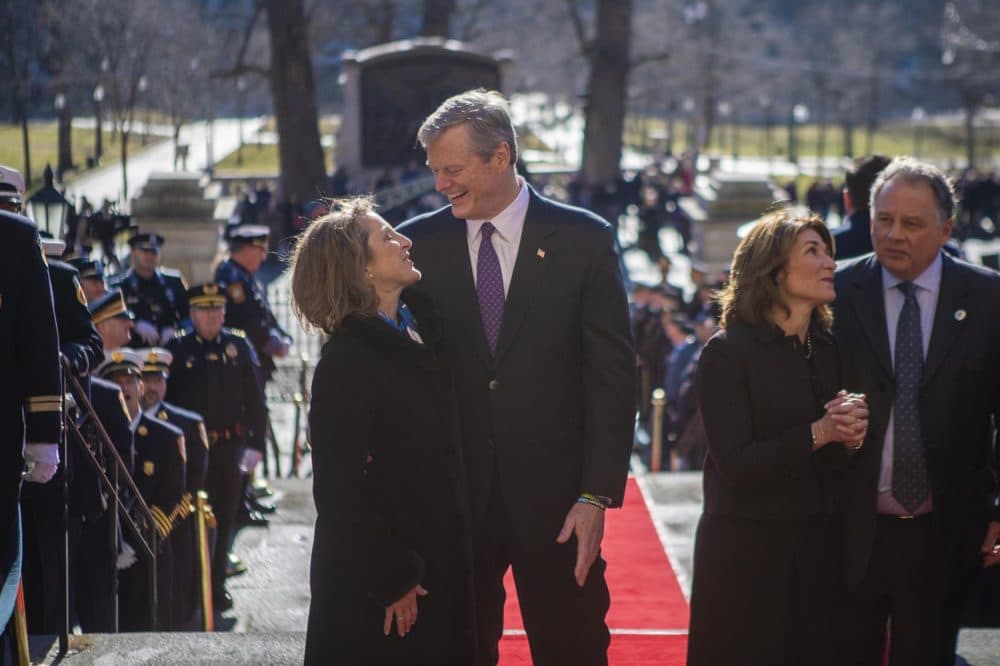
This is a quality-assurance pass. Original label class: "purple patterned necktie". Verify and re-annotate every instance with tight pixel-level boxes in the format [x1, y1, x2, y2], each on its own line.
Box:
[476, 222, 505, 356]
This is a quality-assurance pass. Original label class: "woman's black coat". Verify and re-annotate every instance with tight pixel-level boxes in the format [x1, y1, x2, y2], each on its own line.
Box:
[304, 294, 475, 665]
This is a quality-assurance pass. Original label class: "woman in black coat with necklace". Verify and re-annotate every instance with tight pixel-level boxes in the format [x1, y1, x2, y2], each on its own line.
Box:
[687, 212, 870, 665]
[290, 196, 475, 665]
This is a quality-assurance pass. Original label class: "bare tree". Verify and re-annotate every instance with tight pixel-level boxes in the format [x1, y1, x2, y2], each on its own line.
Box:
[421, 0, 455, 36]
[567, 0, 631, 186]
[265, 0, 327, 204]
[0, 0, 47, 187]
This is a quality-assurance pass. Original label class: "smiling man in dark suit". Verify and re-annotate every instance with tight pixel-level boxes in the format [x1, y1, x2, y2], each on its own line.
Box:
[397, 89, 635, 666]
[833, 157, 1000, 665]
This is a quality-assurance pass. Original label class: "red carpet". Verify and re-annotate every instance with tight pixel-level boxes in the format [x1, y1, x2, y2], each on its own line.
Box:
[499, 478, 689, 664]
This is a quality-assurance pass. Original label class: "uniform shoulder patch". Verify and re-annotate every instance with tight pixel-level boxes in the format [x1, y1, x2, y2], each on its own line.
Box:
[74, 277, 87, 306]
[224, 327, 247, 339]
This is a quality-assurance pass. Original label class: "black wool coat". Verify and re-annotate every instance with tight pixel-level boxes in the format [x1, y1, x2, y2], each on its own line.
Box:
[304, 293, 475, 666]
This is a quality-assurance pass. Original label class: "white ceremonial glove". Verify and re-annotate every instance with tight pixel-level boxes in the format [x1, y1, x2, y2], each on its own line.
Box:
[239, 448, 264, 474]
[23, 443, 59, 484]
[134, 320, 160, 345]
[117, 541, 137, 570]
[158, 326, 176, 346]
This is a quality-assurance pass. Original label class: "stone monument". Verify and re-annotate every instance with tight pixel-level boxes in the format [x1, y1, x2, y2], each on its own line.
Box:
[338, 37, 513, 189]
[680, 173, 787, 273]
[129, 172, 221, 283]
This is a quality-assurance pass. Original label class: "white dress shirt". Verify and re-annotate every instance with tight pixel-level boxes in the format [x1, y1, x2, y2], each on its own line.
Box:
[876, 252, 942, 515]
[466, 176, 529, 296]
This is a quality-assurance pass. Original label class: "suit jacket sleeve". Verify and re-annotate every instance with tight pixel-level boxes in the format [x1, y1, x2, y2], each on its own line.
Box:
[20, 233, 63, 445]
[580, 224, 636, 506]
[54, 268, 104, 377]
[310, 345, 425, 606]
[696, 336, 815, 489]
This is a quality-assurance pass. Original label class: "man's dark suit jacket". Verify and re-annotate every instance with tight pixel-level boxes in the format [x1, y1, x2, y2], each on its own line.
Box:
[398, 187, 636, 550]
[832, 211, 874, 261]
[833, 252, 1000, 588]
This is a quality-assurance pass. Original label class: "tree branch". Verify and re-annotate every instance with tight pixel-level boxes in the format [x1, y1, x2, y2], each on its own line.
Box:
[210, 63, 271, 79]
[564, 0, 591, 55]
[630, 51, 671, 68]
[229, 1, 265, 77]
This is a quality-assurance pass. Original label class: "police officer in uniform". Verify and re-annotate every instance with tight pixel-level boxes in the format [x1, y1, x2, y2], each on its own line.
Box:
[111, 233, 189, 348]
[68, 257, 108, 304]
[215, 225, 290, 383]
[165, 284, 266, 611]
[138, 347, 209, 628]
[0, 204, 63, 633]
[98, 349, 185, 631]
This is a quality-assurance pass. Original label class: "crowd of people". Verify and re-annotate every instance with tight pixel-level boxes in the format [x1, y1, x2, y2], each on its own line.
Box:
[0, 84, 998, 666]
[0, 163, 292, 643]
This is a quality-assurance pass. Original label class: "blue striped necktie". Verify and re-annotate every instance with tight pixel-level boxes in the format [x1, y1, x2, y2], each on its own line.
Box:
[892, 281, 929, 512]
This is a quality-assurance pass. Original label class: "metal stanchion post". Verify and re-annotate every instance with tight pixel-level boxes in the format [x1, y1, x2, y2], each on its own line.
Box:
[640, 366, 652, 421]
[650, 389, 666, 472]
[195, 491, 214, 631]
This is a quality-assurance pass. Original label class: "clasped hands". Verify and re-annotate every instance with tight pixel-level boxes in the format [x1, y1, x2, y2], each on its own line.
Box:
[812, 390, 869, 451]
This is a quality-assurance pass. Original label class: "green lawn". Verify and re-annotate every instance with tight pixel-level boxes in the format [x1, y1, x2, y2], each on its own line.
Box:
[214, 141, 333, 175]
[0, 121, 163, 194]
[626, 117, 1000, 163]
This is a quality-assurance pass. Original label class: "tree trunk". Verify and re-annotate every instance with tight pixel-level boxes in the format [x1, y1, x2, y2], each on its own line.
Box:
[580, 0, 631, 187]
[265, 0, 327, 205]
[19, 107, 31, 190]
[964, 102, 976, 169]
[420, 0, 454, 37]
[121, 129, 129, 201]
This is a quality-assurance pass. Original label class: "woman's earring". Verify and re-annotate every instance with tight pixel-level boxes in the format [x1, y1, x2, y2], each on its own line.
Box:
[366, 271, 374, 280]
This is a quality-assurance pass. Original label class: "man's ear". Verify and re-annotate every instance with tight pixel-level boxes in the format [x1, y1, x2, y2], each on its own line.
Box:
[492, 142, 512, 171]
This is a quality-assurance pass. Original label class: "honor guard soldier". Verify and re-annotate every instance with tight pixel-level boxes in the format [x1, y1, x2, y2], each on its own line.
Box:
[0, 204, 63, 631]
[98, 349, 185, 631]
[164, 284, 267, 611]
[215, 224, 291, 383]
[111, 233, 189, 348]
[68, 256, 108, 303]
[138, 346, 209, 628]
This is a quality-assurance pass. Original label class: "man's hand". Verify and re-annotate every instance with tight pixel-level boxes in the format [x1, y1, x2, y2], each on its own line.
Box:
[556, 502, 605, 587]
[158, 326, 176, 346]
[134, 320, 160, 345]
[239, 448, 264, 474]
[981, 521, 1000, 568]
[383, 584, 428, 637]
[23, 443, 59, 484]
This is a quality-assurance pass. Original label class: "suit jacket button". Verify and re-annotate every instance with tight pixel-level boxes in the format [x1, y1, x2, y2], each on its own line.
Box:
[488, 379, 499, 391]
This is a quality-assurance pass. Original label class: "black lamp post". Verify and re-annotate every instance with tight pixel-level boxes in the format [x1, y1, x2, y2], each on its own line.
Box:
[27, 164, 71, 239]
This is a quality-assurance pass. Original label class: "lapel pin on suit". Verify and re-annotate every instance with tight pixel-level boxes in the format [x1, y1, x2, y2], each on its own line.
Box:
[954, 309, 966, 321]
[536, 248, 546, 260]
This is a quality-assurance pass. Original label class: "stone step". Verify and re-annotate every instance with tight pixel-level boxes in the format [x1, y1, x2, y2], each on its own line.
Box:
[29, 631, 306, 664]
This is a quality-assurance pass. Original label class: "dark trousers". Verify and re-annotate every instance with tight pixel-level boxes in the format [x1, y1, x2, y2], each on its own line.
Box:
[119, 539, 174, 631]
[205, 438, 244, 598]
[20, 498, 78, 634]
[73, 511, 116, 632]
[687, 513, 837, 666]
[839, 514, 980, 666]
[171, 519, 198, 629]
[473, 471, 611, 666]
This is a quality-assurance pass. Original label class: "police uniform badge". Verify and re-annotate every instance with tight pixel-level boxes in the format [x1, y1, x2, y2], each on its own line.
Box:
[186, 356, 195, 369]
[158, 409, 168, 420]
[143, 461, 155, 476]
[138, 424, 148, 437]
[227, 282, 246, 304]
[225, 343, 239, 359]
